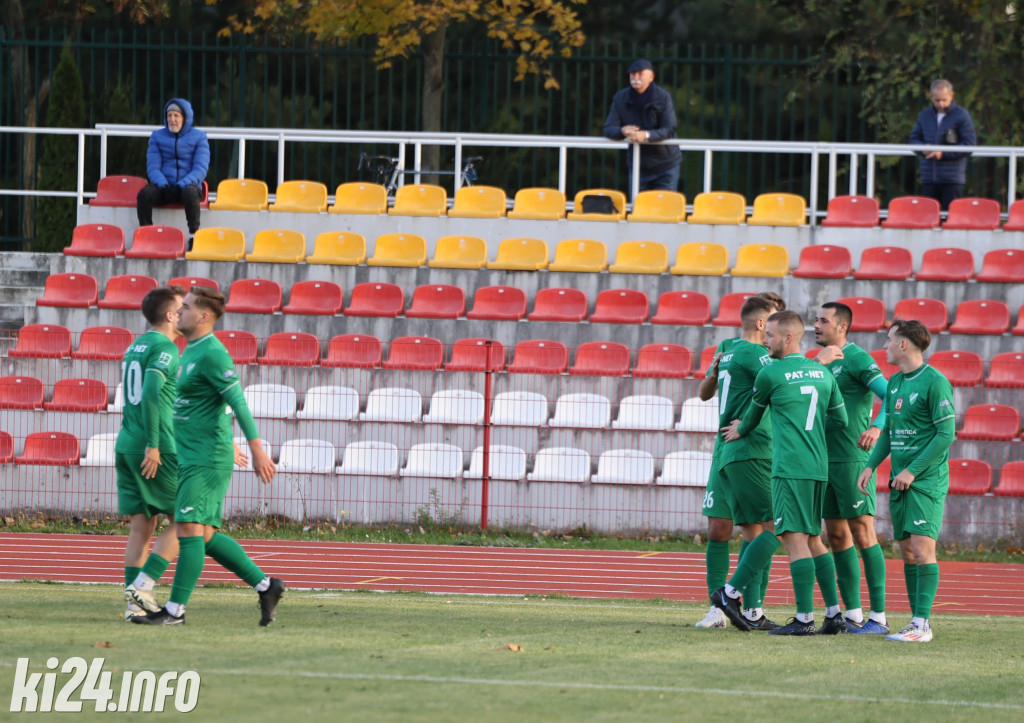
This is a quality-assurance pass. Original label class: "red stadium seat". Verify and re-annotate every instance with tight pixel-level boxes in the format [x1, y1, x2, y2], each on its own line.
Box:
[837, 296, 887, 331]
[0, 376, 45, 409]
[257, 332, 321, 367]
[881, 196, 940, 229]
[712, 292, 756, 327]
[692, 345, 718, 380]
[282, 280, 343, 316]
[1014, 305, 1024, 336]
[323, 334, 382, 369]
[874, 458, 892, 493]
[820, 195, 879, 228]
[958, 404, 1021, 441]
[344, 282, 404, 318]
[97, 275, 159, 310]
[8, 324, 72, 358]
[466, 286, 527, 321]
[445, 338, 506, 372]
[976, 249, 1024, 283]
[984, 352, 1024, 388]
[0, 431, 12, 463]
[804, 347, 821, 360]
[893, 298, 948, 332]
[632, 343, 692, 378]
[915, 247, 975, 281]
[43, 378, 108, 412]
[1004, 199, 1024, 231]
[63, 223, 125, 257]
[225, 279, 283, 314]
[928, 350, 983, 387]
[36, 273, 98, 308]
[125, 226, 186, 259]
[405, 284, 466, 319]
[853, 246, 914, 280]
[947, 459, 993, 495]
[16, 431, 80, 466]
[527, 288, 588, 322]
[869, 349, 899, 380]
[213, 330, 258, 364]
[994, 461, 1024, 497]
[569, 342, 630, 376]
[507, 339, 568, 374]
[382, 336, 444, 370]
[651, 291, 712, 326]
[588, 289, 649, 324]
[91, 175, 147, 207]
[72, 326, 133, 361]
[942, 197, 1001, 230]
[167, 276, 220, 291]
[159, 179, 209, 209]
[948, 300, 1010, 335]
[792, 244, 853, 278]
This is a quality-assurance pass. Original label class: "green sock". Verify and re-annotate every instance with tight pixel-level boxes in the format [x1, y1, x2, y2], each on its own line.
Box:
[833, 546, 861, 610]
[125, 565, 141, 587]
[169, 536, 205, 607]
[141, 553, 171, 584]
[205, 532, 266, 588]
[813, 552, 840, 608]
[759, 553, 773, 605]
[915, 563, 940, 620]
[706, 540, 731, 598]
[904, 563, 918, 617]
[737, 540, 751, 604]
[790, 557, 816, 614]
[727, 531, 779, 592]
[860, 543, 887, 613]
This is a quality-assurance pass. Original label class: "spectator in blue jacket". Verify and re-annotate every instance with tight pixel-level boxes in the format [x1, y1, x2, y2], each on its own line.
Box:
[603, 59, 682, 197]
[137, 98, 210, 244]
[908, 79, 976, 210]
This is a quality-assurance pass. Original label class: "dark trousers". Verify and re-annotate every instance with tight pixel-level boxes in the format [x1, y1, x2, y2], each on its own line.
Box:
[921, 183, 964, 212]
[137, 183, 202, 234]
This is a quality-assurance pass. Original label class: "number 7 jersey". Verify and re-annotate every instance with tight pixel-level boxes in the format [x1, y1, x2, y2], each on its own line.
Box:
[114, 329, 180, 455]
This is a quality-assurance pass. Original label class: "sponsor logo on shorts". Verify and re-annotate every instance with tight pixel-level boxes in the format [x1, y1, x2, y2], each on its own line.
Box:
[775, 517, 783, 526]
[852, 501, 865, 509]
[913, 519, 927, 525]
[179, 506, 195, 515]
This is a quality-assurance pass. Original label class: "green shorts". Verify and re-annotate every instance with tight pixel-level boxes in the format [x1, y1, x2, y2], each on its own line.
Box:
[719, 459, 772, 526]
[889, 486, 946, 541]
[116, 450, 178, 517]
[771, 477, 825, 536]
[175, 464, 232, 528]
[823, 461, 876, 520]
[701, 457, 733, 520]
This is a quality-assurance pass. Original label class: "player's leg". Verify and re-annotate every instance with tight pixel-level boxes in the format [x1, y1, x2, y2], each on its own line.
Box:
[887, 488, 942, 643]
[848, 513, 888, 632]
[123, 452, 180, 615]
[698, 466, 733, 629]
[766, 478, 819, 636]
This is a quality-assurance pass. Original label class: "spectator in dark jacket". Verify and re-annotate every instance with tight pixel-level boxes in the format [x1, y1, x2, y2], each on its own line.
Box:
[603, 59, 682, 197]
[908, 79, 977, 210]
[137, 98, 210, 241]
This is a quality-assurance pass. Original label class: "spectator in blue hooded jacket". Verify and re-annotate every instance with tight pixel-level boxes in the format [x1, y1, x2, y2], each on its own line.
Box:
[908, 79, 976, 210]
[137, 98, 210, 243]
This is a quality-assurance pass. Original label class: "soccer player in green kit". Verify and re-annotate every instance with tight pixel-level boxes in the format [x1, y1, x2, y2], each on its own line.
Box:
[857, 319, 955, 643]
[132, 286, 283, 626]
[813, 301, 891, 634]
[717, 311, 848, 635]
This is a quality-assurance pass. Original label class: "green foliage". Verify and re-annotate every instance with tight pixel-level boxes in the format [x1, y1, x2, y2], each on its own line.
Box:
[93, 82, 150, 176]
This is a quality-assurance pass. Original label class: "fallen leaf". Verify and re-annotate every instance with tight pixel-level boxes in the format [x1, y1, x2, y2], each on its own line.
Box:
[94, 641, 114, 648]
[499, 643, 523, 652]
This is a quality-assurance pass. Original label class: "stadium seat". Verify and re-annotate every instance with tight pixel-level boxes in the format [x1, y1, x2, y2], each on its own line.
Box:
[108, 384, 124, 413]
[63, 223, 125, 257]
[881, 196, 940, 228]
[486, 237, 550, 271]
[608, 241, 669, 274]
[296, 386, 360, 421]
[853, 246, 914, 280]
[367, 232, 427, 267]
[527, 287, 588, 322]
[612, 395, 675, 431]
[277, 439, 336, 474]
[343, 282, 404, 317]
[44, 378, 108, 412]
[837, 296, 887, 331]
[929, 350, 983, 387]
[712, 292, 756, 326]
[731, 243, 789, 277]
[465, 446, 528, 480]
[336, 441, 400, 477]
[942, 197, 1001, 230]
[268, 180, 328, 212]
[656, 451, 713, 486]
[0, 376, 45, 409]
[16, 431, 80, 466]
[382, 336, 445, 370]
[632, 343, 692, 378]
[820, 194, 879, 227]
[91, 175, 147, 207]
[548, 239, 608, 272]
[948, 300, 1010, 335]
[258, 332, 321, 367]
[893, 298, 948, 332]
[527, 447, 591, 483]
[400, 443, 464, 478]
[792, 244, 852, 278]
[1004, 199, 1024, 231]
[405, 284, 466, 319]
[282, 280, 343, 316]
[97, 274, 158, 310]
[675, 396, 719, 432]
[507, 340, 568, 374]
[36, 273, 98, 308]
[915, 247, 975, 281]
[490, 391, 549, 427]
[670, 242, 729, 275]
[746, 192, 807, 226]
[72, 326, 133, 361]
[549, 393, 612, 428]
[329, 182, 387, 215]
[868, 349, 899, 380]
[448, 185, 507, 218]
[167, 276, 219, 291]
[125, 225, 185, 259]
[8, 324, 72, 358]
[591, 449, 654, 485]
[245, 229, 306, 263]
[209, 178, 269, 211]
[1014, 305, 1024, 336]
[958, 404, 1021, 441]
[360, 387, 423, 423]
[976, 249, 1024, 283]
[994, 461, 1024, 497]
[588, 289, 649, 324]
[80, 432, 118, 467]
[185, 227, 246, 261]
[947, 459, 993, 495]
[446, 338, 506, 372]
[984, 352, 1024, 388]
[569, 342, 630, 376]
[466, 286, 527, 321]
[243, 383, 298, 418]
[566, 189, 627, 221]
[626, 190, 686, 223]
[428, 235, 487, 269]
[507, 187, 566, 220]
[323, 334, 382, 369]
[213, 330, 258, 365]
[225, 279, 282, 314]
[651, 291, 711, 326]
[306, 231, 366, 265]
[687, 191, 746, 224]
[388, 183, 447, 217]
[423, 389, 485, 425]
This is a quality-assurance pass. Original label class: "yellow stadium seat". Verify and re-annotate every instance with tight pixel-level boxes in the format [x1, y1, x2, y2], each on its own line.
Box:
[609, 241, 669, 274]
[670, 242, 729, 276]
[209, 178, 269, 211]
[428, 235, 488, 269]
[566, 189, 627, 221]
[731, 243, 790, 277]
[507, 187, 566, 220]
[486, 238, 549, 270]
[268, 181, 328, 213]
[329, 182, 387, 215]
[185, 227, 246, 261]
[548, 239, 608, 272]
[747, 192, 807, 226]
[388, 184, 447, 217]
[367, 233, 427, 267]
[687, 191, 746, 225]
[307, 231, 366, 265]
[245, 229, 306, 263]
[627, 190, 687, 223]
[448, 185, 507, 218]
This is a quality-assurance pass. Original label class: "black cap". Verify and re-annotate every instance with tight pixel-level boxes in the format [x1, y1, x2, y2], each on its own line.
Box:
[628, 59, 653, 73]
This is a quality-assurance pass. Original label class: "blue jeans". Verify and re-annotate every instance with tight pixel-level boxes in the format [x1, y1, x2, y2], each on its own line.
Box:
[636, 165, 681, 197]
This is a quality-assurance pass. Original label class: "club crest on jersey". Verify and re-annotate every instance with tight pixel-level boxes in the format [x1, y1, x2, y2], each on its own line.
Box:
[830, 365, 843, 377]
[894, 398, 903, 410]
[909, 392, 919, 405]
[222, 369, 235, 379]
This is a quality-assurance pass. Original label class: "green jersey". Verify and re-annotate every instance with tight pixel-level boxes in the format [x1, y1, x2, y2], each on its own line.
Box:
[115, 329, 179, 454]
[823, 342, 885, 463]
[738, 353, 848, 481]
[715, 338, 773, 465]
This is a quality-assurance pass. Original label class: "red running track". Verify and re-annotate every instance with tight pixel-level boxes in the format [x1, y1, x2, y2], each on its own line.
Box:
[1, 533, 1022, 616]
